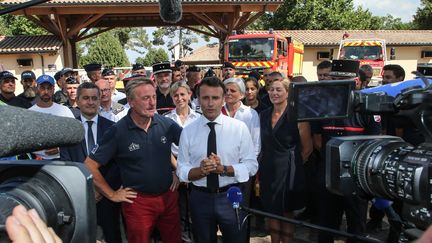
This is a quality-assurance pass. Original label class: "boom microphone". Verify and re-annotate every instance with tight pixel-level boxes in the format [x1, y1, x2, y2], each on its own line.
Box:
[159, 0, 183, 23]
[0, 106, 84, 157]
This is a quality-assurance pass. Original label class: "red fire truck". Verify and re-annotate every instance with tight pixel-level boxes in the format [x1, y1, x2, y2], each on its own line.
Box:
[338, 39, 387, 83]
[225, 31, 304, 79]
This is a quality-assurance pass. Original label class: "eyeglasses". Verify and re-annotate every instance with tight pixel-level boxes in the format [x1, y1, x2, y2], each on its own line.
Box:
[100, 88, 111, 93]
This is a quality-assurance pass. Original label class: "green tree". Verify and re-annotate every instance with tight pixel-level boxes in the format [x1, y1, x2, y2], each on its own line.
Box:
[413, 0, 432, 29]
[79, 31, 129, 68]
[152, 27, 207, 58]
[0, 15, 47, 35]
[256, 0, 397, 30]
[379, 14, 414, 30]
[136, 48, 169, 66]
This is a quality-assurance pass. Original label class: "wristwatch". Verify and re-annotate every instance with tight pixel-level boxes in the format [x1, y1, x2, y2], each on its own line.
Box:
[220, 165, 228, 176]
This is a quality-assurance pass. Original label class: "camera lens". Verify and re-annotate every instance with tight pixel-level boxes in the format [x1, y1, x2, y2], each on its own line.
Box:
[352, 139, 410, 199]
[351, 139, 432, 208]
[0, 166, 75, 242]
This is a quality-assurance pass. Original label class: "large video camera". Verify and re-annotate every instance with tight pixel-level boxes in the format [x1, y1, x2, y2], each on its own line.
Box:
[288, 77, 432, 231]
[0, 105, 96, 242]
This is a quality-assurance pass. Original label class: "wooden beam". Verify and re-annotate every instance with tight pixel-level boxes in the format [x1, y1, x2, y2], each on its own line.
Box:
[77, 27, 114, 42]
[193, 12, 227, 34]
[235, 12, 251, 29]
[183, 26, 218, 39]
[237, 11, 265, 30]
[25, 15, 60, 36]
[66, 15, 93, 38]
[67, 14, 104, 38]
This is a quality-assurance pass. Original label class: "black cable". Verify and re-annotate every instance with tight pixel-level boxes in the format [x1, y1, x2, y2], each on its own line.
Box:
[0, 0, 51, 16]
[241, 206, 383, 243]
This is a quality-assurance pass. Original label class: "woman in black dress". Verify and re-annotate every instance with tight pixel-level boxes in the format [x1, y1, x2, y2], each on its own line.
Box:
[259, 78, 312, 243]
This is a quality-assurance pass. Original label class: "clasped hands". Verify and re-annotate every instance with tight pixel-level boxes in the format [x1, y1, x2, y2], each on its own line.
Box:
[200, 153, 223, 176]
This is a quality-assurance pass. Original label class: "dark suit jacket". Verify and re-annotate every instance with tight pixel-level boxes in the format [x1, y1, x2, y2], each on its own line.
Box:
[60, 115, 121, 189]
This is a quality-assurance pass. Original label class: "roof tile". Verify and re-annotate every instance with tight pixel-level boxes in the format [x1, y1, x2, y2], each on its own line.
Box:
[0, 35, 62, 54]
[247, 30, 432, 46]
[1, 0, 283, 5]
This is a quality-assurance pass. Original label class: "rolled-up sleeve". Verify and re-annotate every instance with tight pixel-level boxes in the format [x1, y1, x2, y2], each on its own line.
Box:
[176, 131, 193, 183]
[232, 123, 258, 182]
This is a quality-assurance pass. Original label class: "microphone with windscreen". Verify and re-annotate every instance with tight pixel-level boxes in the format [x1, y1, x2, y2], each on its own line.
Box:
[0, 105, 84, 157]
[227, 186, 243, 230]
[159, 0, 183, 23]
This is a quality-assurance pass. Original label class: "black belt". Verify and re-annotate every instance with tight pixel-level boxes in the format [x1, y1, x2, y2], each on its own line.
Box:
[191, 184, 239, 194]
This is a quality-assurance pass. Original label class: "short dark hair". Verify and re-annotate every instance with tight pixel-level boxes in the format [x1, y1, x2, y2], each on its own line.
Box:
[197, 76, 225, 97]
[77, 81, 100, 99]
[317, 60, 332, 70]
[383, 64, 405, 80]
[269, 71, 284, 80]
[171, 67, 180, 72]
[291, 76, 307, 83]
[244, 77, 260, 89]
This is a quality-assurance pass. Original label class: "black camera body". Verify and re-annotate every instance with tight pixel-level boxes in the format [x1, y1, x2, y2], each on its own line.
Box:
[288, 77, 432, 231]
[326, 136, 432, 228]
[0, 160, 96, 243]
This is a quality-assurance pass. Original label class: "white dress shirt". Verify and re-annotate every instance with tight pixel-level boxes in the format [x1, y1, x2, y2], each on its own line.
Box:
[177, 114, 258, 187]
[111, 89, 126, 103]
[164, 107, 200, 156]
[224, 103, 261, 157]
[81, 114, 98, 155]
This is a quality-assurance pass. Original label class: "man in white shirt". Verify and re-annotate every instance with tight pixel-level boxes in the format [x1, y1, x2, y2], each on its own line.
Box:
[95, 79, 126, 122]
[177, 76, 258, 242]
[103, 69, 126, 103]
[29, 74, 74, 160]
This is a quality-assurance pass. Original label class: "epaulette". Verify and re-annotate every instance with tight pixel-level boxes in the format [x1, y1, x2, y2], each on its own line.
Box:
[112, 102, 125, 115]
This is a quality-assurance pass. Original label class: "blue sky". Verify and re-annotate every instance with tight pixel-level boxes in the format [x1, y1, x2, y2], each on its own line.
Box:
[127, 0, 422, 63]
[353, 0, 420, 22]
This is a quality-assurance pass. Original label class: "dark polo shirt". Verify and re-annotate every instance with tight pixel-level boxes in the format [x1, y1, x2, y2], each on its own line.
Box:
[0, 93, 31, 108]
[156, 88, 175, 114]
[89, 111, 182, 194]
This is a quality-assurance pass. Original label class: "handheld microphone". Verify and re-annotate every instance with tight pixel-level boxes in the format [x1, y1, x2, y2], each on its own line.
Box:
[372, 198, 393, 210]
[159, 0, 183, 24]
[0, 106, 84, 157]
[227, 186, 243, 230]
[361, 78, 428, 97]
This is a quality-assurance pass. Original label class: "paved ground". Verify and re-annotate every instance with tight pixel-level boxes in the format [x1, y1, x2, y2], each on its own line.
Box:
[247, 216, 390, 243]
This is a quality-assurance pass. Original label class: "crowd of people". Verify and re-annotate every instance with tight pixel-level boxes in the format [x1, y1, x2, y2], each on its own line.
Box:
[0, 58, 425, 243]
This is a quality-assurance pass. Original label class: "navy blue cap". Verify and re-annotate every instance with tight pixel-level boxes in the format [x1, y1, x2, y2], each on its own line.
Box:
[65, 77, 79, 85]
[84, 63, 102, 72]
[223, 61, 236, 70]
[0, 71, 17, 80]
[174, 60, 184, 68]
[21, 70, 36, 80]
[54, 71, 62, 81]
[152, 62, 172, 75]
[36, 75, 55, 86]
[132, 63, 145, 71]
[60, 67, 74, 76]
[102, 68, 115, 76]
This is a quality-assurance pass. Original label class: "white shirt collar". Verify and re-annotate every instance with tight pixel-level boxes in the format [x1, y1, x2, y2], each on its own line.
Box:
[80, 114, 98, 124]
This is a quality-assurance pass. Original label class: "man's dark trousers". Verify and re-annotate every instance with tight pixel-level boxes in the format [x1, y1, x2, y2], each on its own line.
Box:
[189, 188, 247, 243]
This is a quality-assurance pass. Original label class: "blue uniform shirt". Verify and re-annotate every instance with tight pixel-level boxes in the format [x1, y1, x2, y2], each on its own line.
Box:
[90, 112, 182, 194]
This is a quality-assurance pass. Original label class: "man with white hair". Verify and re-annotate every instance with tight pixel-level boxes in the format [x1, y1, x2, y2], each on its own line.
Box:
[153, 62, 175, 114]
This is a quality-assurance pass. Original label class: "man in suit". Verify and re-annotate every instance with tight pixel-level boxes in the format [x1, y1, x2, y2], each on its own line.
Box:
[60, 82, 122, 243]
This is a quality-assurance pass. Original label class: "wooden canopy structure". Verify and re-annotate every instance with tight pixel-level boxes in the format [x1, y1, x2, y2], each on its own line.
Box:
[0, 0, 283, 67]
